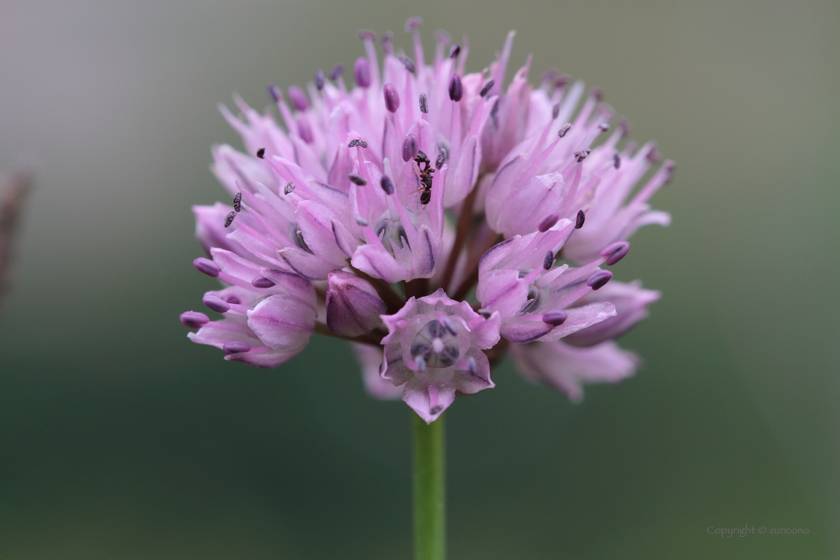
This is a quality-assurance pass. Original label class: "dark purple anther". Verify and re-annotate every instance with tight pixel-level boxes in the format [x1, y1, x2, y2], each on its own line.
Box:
[288, 86, 308, 111]
[284, 182, 295, 195]
[575, 210, 585, 229]
[619, 118, 630, 138]
[405, 16, 422, 32]
[542, 311, 568, 326]
[380, 175, 395, 195]
[297, 118, 313, 144]
[348, 173, 367, 186]
[251, 276, 276, 289]
[233, 192, 242, 212]
[315, 70, 325, 91]
[435, 148, 447, 170]
[443, 318, 457, 336]
[538, 212, 560, 233]
[558, 123, 572, 138]
[449, 44, 461, 59]
[574, 149, 591, 163]
[256, 148, 265, 159]
[419, 93, 428, 114]
[402, 133, 419, 162]
[381, 31, 394, 55]
[267, 83, 281, 103]
[203, 294, 230, 313]
[223, 341, 251, 355]
[224, 211, 236, 228]
[180, 311, 209, 329]
[354, 57, 371, 88]
[399, 55, 416, 74]
[348, 139, 368, 148]
[646, 143, 661, 163]
[586, 270, 613, 291]
[193, 258, 220, 278]
[383, 83, 400, 113]
[600, 241, 630, 266]
[226, 296, 241, 304]
[480, 80, 495, 97]
[613, 153, 621, 169]
[329, 64, 344, 81]
[543, 251, 554, 270]
[552, 104, 560, 120]
[478, 308, 492, 318]
[448, 74, 463, 102]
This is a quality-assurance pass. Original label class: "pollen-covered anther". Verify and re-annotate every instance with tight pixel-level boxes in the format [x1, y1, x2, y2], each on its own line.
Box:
[180, 311, 209, 329]
[575, 210, 586, 229]
[480, 80, 495, 97]
[233, 192, 242, 212]
[223, 341, 251, 355]
[419, 93, 428, 114]
[402, 134, 419, 162]
[574, 150, 591, 163]
[399, 55, 416, 74]
[600, 241, 630, 266]
[354, 57, 371, 88]
[538, 212, 560, 233]
[193, 258, 220, 278]
[224, 211, 236, 228]
[348, 139, 368, 148]
[348, 173, 367, 186]
[613, 153, 621, 169]
[448, 74, 463, 102]
[542, 311, 568, 326]
[283, 182, 295, 195]
[383, 83, 400, 113]
[251, 276, 276, 289]
[203, 294, 230, 313]
[586, 270, 613, 290]
[558, 123, 572, 138]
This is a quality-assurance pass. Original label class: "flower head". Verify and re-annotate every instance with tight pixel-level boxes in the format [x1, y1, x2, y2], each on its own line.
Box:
[180, 19, 671, 421]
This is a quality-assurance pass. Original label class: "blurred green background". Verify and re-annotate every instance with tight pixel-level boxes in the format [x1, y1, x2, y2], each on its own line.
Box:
[1, 1, 837, 558]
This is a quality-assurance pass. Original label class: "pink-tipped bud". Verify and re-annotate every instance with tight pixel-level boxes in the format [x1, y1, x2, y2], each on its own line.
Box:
[325, 271, 387, 337]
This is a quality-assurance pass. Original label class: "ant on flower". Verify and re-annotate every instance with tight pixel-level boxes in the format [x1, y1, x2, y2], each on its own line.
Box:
[410, 150, 434, 205]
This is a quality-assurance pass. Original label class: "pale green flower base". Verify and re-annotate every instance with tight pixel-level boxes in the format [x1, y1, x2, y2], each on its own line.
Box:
[413, 413, 446, 560]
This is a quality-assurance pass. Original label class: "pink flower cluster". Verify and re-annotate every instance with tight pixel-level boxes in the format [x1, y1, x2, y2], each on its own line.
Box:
[180, 20, 672, 423]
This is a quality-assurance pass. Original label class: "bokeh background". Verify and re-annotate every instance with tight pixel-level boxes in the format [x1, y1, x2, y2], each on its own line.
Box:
[1, 1, 838, 558]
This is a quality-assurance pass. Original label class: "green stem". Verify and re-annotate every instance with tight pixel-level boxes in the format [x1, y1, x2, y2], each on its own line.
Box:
[413, 412, 446, 560]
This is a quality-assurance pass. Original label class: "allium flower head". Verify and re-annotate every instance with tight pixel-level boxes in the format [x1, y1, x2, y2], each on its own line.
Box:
[181, 19, 672, 422]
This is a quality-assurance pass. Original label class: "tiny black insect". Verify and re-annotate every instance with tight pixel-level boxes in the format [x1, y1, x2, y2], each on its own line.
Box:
[410, 150, 435, 205]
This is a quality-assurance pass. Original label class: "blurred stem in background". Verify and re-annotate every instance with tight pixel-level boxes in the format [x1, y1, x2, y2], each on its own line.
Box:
[413, 412, 446, 560]
[0, 170, 32, 316]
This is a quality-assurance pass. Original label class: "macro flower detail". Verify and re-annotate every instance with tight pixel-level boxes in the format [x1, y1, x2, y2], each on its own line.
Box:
[180, 17, 672, 420]
[380, 289, 501, 423]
